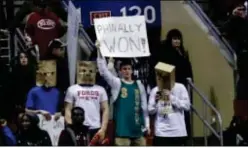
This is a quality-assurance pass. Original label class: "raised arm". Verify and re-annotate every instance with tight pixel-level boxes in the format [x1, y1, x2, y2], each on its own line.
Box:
[96, 42, 121, 89]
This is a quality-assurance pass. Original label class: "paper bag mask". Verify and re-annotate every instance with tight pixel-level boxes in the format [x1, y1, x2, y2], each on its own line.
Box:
[36, 60, 57, 87]
[155, 62, 175, 91]
[77, 61, 96, 85]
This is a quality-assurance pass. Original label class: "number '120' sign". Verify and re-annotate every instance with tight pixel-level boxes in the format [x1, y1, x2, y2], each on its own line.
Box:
[72, 0, 161, 28]
[120, 6, 156, 24]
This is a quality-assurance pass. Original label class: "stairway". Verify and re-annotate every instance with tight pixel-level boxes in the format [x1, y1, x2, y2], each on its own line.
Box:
[160, 0, 235, 144]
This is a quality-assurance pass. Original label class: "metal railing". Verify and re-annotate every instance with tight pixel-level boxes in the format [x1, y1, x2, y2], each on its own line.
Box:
[186, 0, 237, 70]
[187, 78, 223, 146]
[15, 28, 26, 53]
[186, 0, 238, 102]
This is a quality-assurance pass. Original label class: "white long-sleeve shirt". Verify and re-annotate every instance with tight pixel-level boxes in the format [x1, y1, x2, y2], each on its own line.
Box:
[148, 84, 190, 137]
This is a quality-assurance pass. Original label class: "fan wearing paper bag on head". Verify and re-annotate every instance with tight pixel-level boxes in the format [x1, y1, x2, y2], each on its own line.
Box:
[64, 60, 109, 145]
[148, 62, 191, 146]
[25, 60, 62, 122]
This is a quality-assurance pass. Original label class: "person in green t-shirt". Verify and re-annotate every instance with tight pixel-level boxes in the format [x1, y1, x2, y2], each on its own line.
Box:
[96, 41, 150, 146]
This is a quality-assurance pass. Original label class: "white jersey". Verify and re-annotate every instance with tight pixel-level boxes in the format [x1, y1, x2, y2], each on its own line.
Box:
[148, 83, 190, 137]
[65, 84, 108, 129]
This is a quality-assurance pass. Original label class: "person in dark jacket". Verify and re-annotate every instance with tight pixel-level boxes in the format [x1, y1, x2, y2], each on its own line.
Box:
[46, 38, 70, 94]
[11, 52, 36, 111]
[158, 29, 193, 140]
[159, 29, 193, 87]
[222, 4, 248, 54]
[16, 113, 52, 146]
[58, 107, 89, 146]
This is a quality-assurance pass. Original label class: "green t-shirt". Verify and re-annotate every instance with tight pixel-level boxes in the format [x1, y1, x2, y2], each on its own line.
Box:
[113, 81, 145, 138]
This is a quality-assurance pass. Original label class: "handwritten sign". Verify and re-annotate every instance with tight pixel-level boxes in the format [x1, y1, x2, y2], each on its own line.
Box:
[94, 16, 150, 58]
[38, 115, 65, 146]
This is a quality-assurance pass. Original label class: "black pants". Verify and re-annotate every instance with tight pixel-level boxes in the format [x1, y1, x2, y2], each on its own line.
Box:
[153, 136, 186, 146]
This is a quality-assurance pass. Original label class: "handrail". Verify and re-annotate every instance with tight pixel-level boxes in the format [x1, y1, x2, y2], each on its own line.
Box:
[187, 0, 238, 97]
[186, 0, 237, 70]
[15, 28, 26, 52]
[187, 78, 223, 146]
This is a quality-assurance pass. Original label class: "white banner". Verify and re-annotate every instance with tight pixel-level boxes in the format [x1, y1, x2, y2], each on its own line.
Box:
[67, 0, 81, 85]
[38, 115, 65, 146]
[94, 16, 150, 58]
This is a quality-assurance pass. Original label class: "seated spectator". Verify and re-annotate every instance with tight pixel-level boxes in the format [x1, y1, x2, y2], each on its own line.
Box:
[11, 52, 36, 113]
[16, 113, 52, 146]
[58, 107, 89, 146]
[47, 39, 69, 94]
[0, 119, 16, 146]
[25, 0, 66, 60]
[25, 60, 62, 121]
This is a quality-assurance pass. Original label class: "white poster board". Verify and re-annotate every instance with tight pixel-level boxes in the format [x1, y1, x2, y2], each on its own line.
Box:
[38, 115, 65, 146]
[94, 16, 150, 58]
[67, 0, 81, 85]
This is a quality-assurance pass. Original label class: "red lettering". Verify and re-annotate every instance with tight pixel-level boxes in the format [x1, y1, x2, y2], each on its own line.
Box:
[90, 11, 111, 25]
[77, 90, 101, 100]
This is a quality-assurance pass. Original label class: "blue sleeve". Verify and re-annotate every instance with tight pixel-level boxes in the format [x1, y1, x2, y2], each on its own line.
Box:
[1, 126, 16, 146]
[26, 88, 35, 109]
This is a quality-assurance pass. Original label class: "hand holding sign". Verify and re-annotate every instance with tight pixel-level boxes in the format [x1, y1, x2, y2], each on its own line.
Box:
[39, 110, 52, 121]
[94, 16, 150, 58]
[95, 40, 100, 49]
[54, 112, 61, 121]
